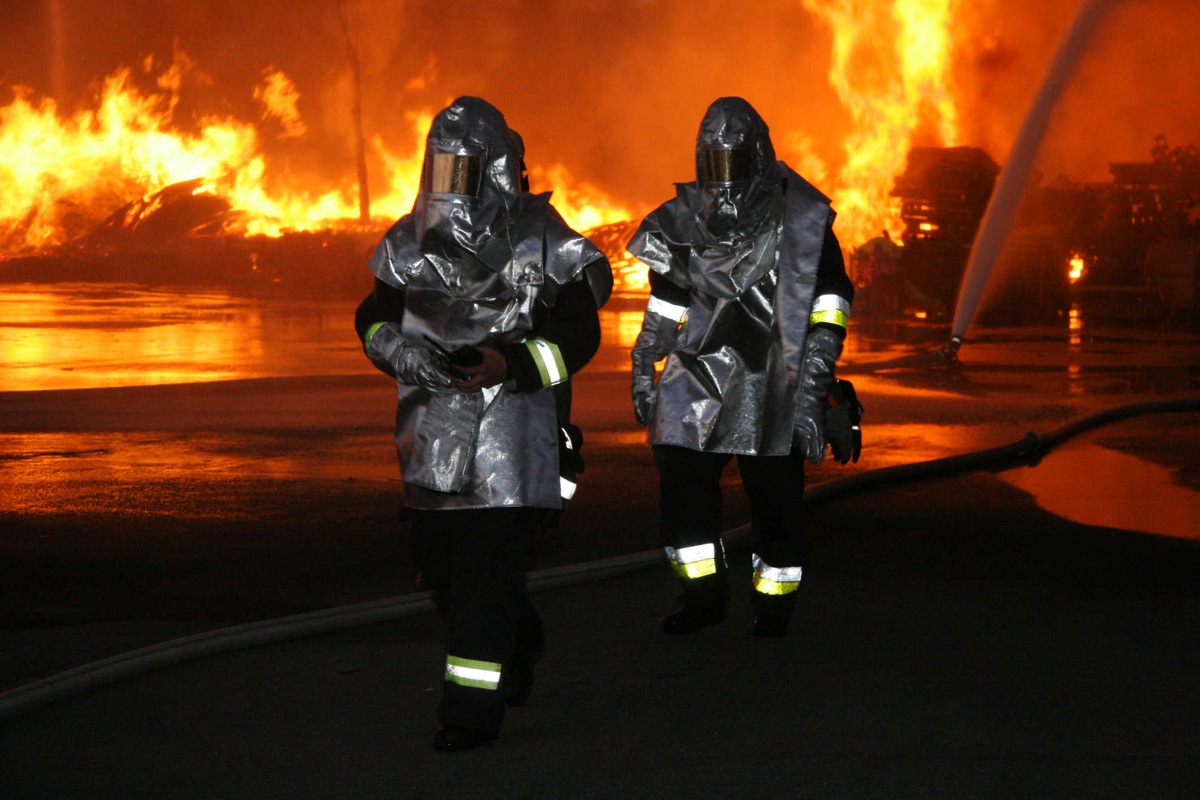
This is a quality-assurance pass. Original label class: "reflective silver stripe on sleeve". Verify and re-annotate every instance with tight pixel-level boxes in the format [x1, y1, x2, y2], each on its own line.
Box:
[646, 294, 689, 323]
[810, 293, 851, 329]
[560, 476, 577, 500]
[363, 321, 387, 352]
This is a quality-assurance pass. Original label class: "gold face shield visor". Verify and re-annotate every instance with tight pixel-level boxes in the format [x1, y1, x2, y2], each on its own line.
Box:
[701, 147, 752, 185]
[424, 151, 483, 196]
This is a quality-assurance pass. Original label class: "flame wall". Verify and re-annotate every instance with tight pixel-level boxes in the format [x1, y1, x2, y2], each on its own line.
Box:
[2, 0, 1199, 252]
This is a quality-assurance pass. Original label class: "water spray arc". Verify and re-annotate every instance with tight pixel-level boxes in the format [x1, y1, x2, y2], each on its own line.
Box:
[948, 0, 1122, 351]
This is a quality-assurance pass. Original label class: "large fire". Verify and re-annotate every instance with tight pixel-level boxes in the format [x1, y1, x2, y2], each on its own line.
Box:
[3, 1, 961, 288]
[802, 0, 959, 246]
[0, 53, 633, 255]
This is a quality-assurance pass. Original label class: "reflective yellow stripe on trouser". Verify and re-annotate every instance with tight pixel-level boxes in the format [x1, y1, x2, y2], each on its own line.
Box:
[752, 553, 802, 596]
[445, 655, 502, 691]
[664, 542, 725, 581]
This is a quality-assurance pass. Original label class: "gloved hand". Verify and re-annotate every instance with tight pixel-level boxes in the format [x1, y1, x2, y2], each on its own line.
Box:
[365, 323, 455, 390]
[794, 324, 845, 465]
[631, 306, 682, 424]
[632, 373, 656, 425]
[825, 378, 863, 464]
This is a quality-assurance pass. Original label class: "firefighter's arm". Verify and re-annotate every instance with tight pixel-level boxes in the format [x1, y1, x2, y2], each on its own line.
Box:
[631, 270, 689, 424]
[355, 278, 456, 390]
[499, 270, 602, 393]
[794, 226, 854, 464]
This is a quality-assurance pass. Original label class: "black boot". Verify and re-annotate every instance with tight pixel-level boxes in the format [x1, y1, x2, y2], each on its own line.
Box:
[433, 727, 496, 752]
[751, 592, 796, 638]
[660, 602, 727, 634]
[751, 612, 789, 637]
[660, 574, 729, 634]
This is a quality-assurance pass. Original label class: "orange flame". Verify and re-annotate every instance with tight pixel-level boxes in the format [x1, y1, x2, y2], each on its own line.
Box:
[3, 4, 969, 295]
[1068, 252, 1087, 283]
[529, 163, 635, 232]
[0, 54, 364, 248]
[801, 0, 959, 248]
[254, 68, 308, 140]
[0, 50, 634, 259]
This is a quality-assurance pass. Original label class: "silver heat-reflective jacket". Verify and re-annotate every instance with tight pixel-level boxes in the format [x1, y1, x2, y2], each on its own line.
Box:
[629, 162, 845, 455]
[368, 97, 605, 510]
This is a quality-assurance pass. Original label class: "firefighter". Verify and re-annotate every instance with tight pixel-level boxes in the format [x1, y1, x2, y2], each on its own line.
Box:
[355, 97, 610, 751]
[628, 96, 855, 637]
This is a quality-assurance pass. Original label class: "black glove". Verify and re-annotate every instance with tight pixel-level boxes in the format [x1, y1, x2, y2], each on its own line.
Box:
[825, 378, 863, 464]
[794, 324, 845, 464]
[631, 304, 683, 424]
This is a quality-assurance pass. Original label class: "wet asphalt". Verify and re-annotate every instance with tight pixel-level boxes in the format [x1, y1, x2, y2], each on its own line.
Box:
[1, 315, 1198, 797]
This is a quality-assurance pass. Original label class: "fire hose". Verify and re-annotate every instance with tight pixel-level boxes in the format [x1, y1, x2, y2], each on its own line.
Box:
[805, 396, 1200, 505]
[1, 396, 1197, 722]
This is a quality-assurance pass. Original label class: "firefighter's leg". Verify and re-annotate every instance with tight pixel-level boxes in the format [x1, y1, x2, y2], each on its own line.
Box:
[738, 448, 808, 636]
[410, 509, 450, 615]
[502, 598, 544, 707]
[653, 444, 731, 634]
[430, 507, 537, 750]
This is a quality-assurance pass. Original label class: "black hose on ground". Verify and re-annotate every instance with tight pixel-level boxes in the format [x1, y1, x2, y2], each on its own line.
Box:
[2, 398, 1196, 722]
[806, 397, 1200, 506]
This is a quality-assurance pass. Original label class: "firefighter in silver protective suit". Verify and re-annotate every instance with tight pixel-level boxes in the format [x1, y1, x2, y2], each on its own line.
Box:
[628, 96, 855, 638]
[354, 97, 611, 751]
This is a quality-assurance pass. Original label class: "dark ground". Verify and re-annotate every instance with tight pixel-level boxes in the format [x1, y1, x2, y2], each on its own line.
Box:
[1, 324, 1198, 797]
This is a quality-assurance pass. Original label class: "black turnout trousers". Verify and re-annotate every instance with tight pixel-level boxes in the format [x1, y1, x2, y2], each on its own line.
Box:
[653, 444, 809, 619]
[411, 506, 540, 736]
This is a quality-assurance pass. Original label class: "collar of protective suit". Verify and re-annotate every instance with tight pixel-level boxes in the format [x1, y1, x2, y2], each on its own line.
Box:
[629, 163, 834, 300]
[367, 191, 598, 292]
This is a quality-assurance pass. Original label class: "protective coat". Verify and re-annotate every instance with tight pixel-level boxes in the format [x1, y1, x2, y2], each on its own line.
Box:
[368, 97, 605, 509]
[628, 98, 842, 456]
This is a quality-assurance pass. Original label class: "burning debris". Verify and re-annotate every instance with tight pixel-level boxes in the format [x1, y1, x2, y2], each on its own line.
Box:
[84, 179, 233, 245]
[889, 146, 999, 315]
[579, 219, 646, 297]
[1, 2, 1197, 322]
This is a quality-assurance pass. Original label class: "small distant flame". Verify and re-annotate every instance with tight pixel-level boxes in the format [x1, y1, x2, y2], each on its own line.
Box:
[1068, 252, 1087, 283]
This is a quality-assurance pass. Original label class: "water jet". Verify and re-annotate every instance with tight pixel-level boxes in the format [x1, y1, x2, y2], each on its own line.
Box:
[944, 0, 1122, 356]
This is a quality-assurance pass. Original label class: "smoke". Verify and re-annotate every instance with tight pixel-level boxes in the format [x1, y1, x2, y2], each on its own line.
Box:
[2, 0, 1198, 219]
[954, 0, 1200, 182]
[352, 0, 848, 212]
[953, 0, 1123, 339]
